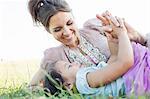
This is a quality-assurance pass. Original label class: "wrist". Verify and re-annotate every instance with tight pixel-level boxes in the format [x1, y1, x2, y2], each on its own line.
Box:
[137, 33, 147, 45]
[117, 32, 127, 38]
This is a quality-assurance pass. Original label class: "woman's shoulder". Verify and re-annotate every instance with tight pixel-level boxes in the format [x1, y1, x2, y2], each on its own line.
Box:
[79, 18, 104, 37]
[44, 45, 64, 56]
[40, 45, 65, 69]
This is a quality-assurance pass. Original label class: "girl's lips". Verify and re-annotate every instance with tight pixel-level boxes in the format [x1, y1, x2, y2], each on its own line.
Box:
[80, 64, 85, 68]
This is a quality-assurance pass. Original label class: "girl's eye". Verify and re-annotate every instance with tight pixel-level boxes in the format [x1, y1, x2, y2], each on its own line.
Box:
[68, 64, 72, 69]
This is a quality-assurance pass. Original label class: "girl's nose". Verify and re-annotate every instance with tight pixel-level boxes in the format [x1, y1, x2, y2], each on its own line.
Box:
[72, 62, 80, 66]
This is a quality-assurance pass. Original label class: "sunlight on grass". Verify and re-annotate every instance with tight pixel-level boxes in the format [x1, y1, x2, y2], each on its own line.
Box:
[0, 59, 40, 88]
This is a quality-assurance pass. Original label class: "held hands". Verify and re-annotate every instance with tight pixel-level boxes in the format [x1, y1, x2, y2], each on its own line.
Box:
[96, 11, 142, 42]
[96, 11, 128, 56]
[105, 14, 127, 37]
[97, 11, 127, 42]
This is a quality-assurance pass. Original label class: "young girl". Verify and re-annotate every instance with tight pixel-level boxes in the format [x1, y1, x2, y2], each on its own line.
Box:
[44, 17, 143, 96]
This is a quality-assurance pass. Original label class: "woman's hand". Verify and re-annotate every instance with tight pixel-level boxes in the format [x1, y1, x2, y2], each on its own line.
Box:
[96, 11, 146, 44]
[124, 21, 146, 45]
[96, 11, 125, 38]
[105, 14, 127, 35]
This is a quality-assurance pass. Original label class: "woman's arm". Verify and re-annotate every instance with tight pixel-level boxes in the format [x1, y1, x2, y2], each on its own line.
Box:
[87, 17, 134, 88]
[124, 21, 147, 45]
[29, 46, 63, 89]
[29, 68, 45, 88]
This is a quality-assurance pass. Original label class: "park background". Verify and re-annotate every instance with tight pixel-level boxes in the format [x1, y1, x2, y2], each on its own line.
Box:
[0, 0, 150, 97]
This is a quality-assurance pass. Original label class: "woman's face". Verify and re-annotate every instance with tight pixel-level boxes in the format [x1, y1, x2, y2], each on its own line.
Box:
[49, 12, 79, 47]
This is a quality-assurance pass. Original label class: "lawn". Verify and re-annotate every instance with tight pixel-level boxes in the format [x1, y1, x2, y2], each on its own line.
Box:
[0, 59, 149, 99]
[0, 59, 85, 99]
[0, 59, 42, 98]
[0, 59, 39, 87]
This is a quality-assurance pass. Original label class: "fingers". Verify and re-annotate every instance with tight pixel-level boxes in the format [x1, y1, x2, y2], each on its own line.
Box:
[97, 10, 122, 27]
[96, 11, 113, 25]
[106, 15, 125, 29]
[96, 14, 109, 25]
[103, 11, 120, 27]
[100, 25, 112, 32]
[105, 32, 113, 42]
[105, 32, 112, 40]
[115, 16, 124, 28]
[97, 10, 124, 27]
[105, 32, 118, 43]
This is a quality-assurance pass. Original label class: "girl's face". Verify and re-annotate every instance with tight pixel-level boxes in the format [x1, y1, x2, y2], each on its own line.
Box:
[54, 61, 81, 90]
[49, 12, 79, 48]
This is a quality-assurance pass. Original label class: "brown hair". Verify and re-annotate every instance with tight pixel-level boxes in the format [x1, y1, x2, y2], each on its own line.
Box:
[43, 61, 65, 95]
[28, 0, 71, 32]
[44, 69, 64, 95]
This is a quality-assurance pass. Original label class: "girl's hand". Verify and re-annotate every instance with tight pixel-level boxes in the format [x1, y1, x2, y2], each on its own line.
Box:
[105, 32, 118, 56]
[109, 16, 127, 37]
[96, 11, 120, 27]
[97, 11, 127, 38]
[97, 11, 146, 44]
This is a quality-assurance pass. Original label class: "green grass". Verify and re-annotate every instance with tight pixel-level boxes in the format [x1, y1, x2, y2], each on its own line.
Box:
[0, 59, 149, 99]
[0, 59, 85, 98]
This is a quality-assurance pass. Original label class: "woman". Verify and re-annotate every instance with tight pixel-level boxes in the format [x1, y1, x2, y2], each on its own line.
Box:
[28, 0, 150, 90]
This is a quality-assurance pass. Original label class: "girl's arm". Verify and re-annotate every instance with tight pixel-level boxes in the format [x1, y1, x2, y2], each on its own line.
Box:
[105, 33, 118, 64]
[87, 16, 134, 88]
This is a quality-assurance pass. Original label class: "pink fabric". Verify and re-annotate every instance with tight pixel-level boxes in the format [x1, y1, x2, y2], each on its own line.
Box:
[123, 42, 150, 95]
[146, 33, 150, 49]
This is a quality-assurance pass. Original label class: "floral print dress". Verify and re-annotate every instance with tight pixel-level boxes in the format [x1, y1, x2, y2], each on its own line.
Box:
[64, 36, 107, 67]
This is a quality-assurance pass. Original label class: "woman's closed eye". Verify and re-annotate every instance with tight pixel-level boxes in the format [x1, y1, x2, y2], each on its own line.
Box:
[53, 27, 62, 32]
[53, 21, 73, 32]
[67, 20, 73, 26]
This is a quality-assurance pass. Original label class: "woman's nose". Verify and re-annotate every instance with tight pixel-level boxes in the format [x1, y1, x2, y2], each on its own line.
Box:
[63, 26, 71, 36]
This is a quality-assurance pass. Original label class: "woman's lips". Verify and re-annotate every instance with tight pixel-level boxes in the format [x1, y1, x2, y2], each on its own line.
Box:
[66, 36, 72, 40]
[65, 34, 74, 41]
[64, 31, 75, 42]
